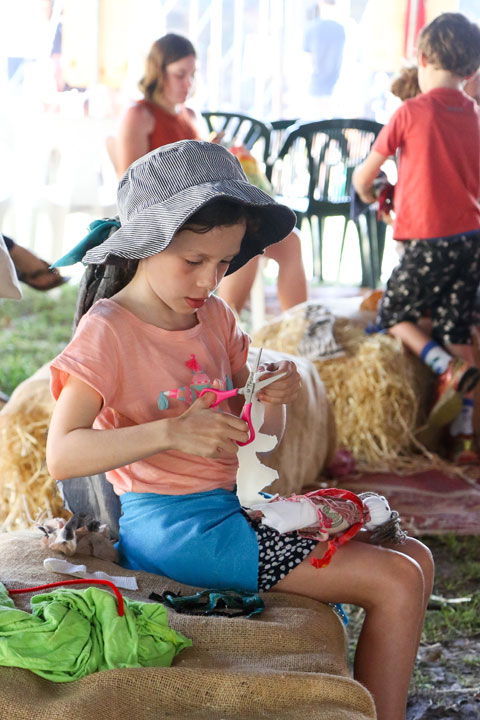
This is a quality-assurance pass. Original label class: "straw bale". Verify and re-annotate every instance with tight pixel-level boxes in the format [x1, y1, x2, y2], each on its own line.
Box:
[315, 320, 433, 471]
[253, 305, 436, 473]
[0, 372, 68, 532]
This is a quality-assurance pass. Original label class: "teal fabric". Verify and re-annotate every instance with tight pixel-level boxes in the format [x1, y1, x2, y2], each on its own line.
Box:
[52, 218, 121, 267]
[157, 588, 264, 618]
[0, 582, 191, 682]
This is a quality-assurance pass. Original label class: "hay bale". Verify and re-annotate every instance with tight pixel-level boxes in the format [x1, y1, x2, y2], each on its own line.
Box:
[0, 365, 67, 531]
[253, 303, 434, 472]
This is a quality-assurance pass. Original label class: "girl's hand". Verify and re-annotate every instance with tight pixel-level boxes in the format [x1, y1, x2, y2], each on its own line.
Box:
[256, 360, 301, 405]
[165, 389, 250, 458]
[208, 130, 226, 144]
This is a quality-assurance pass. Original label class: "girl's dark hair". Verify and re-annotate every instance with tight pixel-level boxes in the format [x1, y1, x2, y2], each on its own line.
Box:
[182, 197, 259, 234]
[73, 260, 138, 331]
[73, 198, 259, 332]
[139, 34, 196, 102]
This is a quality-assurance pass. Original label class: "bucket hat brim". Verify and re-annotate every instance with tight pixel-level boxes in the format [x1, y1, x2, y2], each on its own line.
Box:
[82, 179, 296, 275]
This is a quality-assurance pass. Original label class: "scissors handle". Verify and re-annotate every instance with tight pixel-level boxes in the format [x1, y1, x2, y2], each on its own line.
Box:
[238, 402, 255, 446]
[198, 387, 238, 408]
[198, 387, 255, 446]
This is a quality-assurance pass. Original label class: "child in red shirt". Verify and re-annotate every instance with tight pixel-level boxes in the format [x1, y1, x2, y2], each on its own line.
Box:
[354, 13, 480, 463]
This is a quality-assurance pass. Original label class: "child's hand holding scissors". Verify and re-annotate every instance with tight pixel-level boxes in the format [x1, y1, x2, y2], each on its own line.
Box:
[166, 385, 250, 457]
[199, 349, 301, 445]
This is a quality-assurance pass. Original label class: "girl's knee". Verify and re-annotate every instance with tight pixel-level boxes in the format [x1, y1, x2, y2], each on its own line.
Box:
[371, 550, 425, 609]
[403, 538, 435, 585]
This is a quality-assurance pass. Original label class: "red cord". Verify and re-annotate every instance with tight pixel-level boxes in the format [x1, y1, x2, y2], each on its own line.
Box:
[8, 579, 124, 616]
[304, 488, 365, 569]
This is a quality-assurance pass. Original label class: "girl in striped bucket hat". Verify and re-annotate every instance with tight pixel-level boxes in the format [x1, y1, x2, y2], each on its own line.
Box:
[47, 139, 433, 720]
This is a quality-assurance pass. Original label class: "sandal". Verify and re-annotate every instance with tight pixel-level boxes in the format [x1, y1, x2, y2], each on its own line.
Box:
[16, 264, 69, 291]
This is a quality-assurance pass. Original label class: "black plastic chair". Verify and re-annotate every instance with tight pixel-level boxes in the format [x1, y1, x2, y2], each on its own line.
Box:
[270, 118, 386, 287]
[265, 119, 299, 180]
[201, 111, 272, 167]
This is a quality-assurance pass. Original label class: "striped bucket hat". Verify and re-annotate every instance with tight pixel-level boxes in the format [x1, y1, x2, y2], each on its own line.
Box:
[81, 139, 296, 275]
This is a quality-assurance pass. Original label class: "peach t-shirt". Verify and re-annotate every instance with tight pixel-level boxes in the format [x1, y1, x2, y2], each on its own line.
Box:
[50, 296, 250, 496]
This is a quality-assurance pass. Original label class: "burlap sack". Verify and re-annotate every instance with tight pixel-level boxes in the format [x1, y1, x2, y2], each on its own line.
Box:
[0, 531, 375, 720]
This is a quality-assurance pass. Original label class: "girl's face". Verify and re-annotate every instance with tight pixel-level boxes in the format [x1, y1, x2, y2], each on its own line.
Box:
[140, 221, 246, 329]
[162, 54, 196, 108]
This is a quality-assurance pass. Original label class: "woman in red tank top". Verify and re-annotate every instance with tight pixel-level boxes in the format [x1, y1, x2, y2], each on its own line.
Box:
[116, 34, 200, 176]
[116, 33, 307, 314]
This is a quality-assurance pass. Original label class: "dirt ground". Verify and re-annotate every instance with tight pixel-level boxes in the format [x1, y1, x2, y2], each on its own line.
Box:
[407, 635, 480, 719]
[407, 537, 480, 720]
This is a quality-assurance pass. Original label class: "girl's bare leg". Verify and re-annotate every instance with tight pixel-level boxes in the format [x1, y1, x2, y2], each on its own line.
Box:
[217, 229, 307, 314]
[356, 532, 435, 645]
[216, 256, 260, 313]
[264, 228, 308, 311]
[269, 536, 434, 720]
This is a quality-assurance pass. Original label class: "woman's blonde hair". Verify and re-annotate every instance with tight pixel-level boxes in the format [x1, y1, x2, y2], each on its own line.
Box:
[139, 33, 196, 102]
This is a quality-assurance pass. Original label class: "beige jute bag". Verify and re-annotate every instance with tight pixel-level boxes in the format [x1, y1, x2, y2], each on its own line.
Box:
[0, 531, 375, 720]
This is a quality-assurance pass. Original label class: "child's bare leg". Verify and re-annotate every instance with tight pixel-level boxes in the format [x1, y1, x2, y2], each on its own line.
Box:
[446, 342, 474, 364]
[216, 256, 260, 313]
[389, 322, 476, 371]
[217, 229, 308, 313]
[269, 538, 432, 720]
[264, 229, 308, 311]
[388, 320, 431, 356]
[356, 532, 435, 642]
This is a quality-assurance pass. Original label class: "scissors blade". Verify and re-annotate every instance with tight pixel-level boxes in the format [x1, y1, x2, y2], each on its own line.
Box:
[242, 348, 263, 403]
[252, 371, 287, 393]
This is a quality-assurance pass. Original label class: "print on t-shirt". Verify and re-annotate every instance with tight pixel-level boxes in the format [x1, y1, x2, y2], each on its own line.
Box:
[157, 354, 234, 410]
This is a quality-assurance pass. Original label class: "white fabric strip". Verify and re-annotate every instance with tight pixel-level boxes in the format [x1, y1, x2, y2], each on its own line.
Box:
[250, 498, 319, 534]
[43, 557, 139, 590]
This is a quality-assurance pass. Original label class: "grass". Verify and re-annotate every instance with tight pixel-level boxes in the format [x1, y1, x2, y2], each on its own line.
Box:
[0, 283, 78, 396]
[345, 534, 480, 674]
[421, 535, 480, 643]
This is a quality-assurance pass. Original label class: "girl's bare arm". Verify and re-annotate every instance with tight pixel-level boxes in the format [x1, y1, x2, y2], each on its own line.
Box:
[116, 105, 155, 177]
[46, 374, 249, 480]
[352, 150, 387, 203]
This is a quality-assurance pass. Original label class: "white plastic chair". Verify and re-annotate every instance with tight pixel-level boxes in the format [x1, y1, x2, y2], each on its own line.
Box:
[29, 117, 118, 259]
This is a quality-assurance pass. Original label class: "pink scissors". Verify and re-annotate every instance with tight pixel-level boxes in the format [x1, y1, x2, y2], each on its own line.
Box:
[198, 348, 286, 446]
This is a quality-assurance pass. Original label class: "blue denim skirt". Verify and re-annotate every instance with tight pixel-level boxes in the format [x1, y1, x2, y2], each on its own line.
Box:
[117, 488, 260, 592]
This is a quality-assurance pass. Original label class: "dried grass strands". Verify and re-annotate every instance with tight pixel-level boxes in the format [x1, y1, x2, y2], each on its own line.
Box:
[0, 408, 67, 532]
[255, 310, 480, 477]
[315, 332, 422, 467]
[253, 311, 308, 357]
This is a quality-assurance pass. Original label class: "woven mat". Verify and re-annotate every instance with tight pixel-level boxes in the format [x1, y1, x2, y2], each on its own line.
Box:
[0, 531, 375, 720]
[341, 470, 480, 535]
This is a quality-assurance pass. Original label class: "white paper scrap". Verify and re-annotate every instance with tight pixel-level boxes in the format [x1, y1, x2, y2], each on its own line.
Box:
[43, 557, 139, 590]
[236, 396, 280, 508]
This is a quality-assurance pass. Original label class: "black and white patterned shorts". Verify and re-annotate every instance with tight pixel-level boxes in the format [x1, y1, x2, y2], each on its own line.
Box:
[378, 231, 480, 345]
[244, 513, 318, 591]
